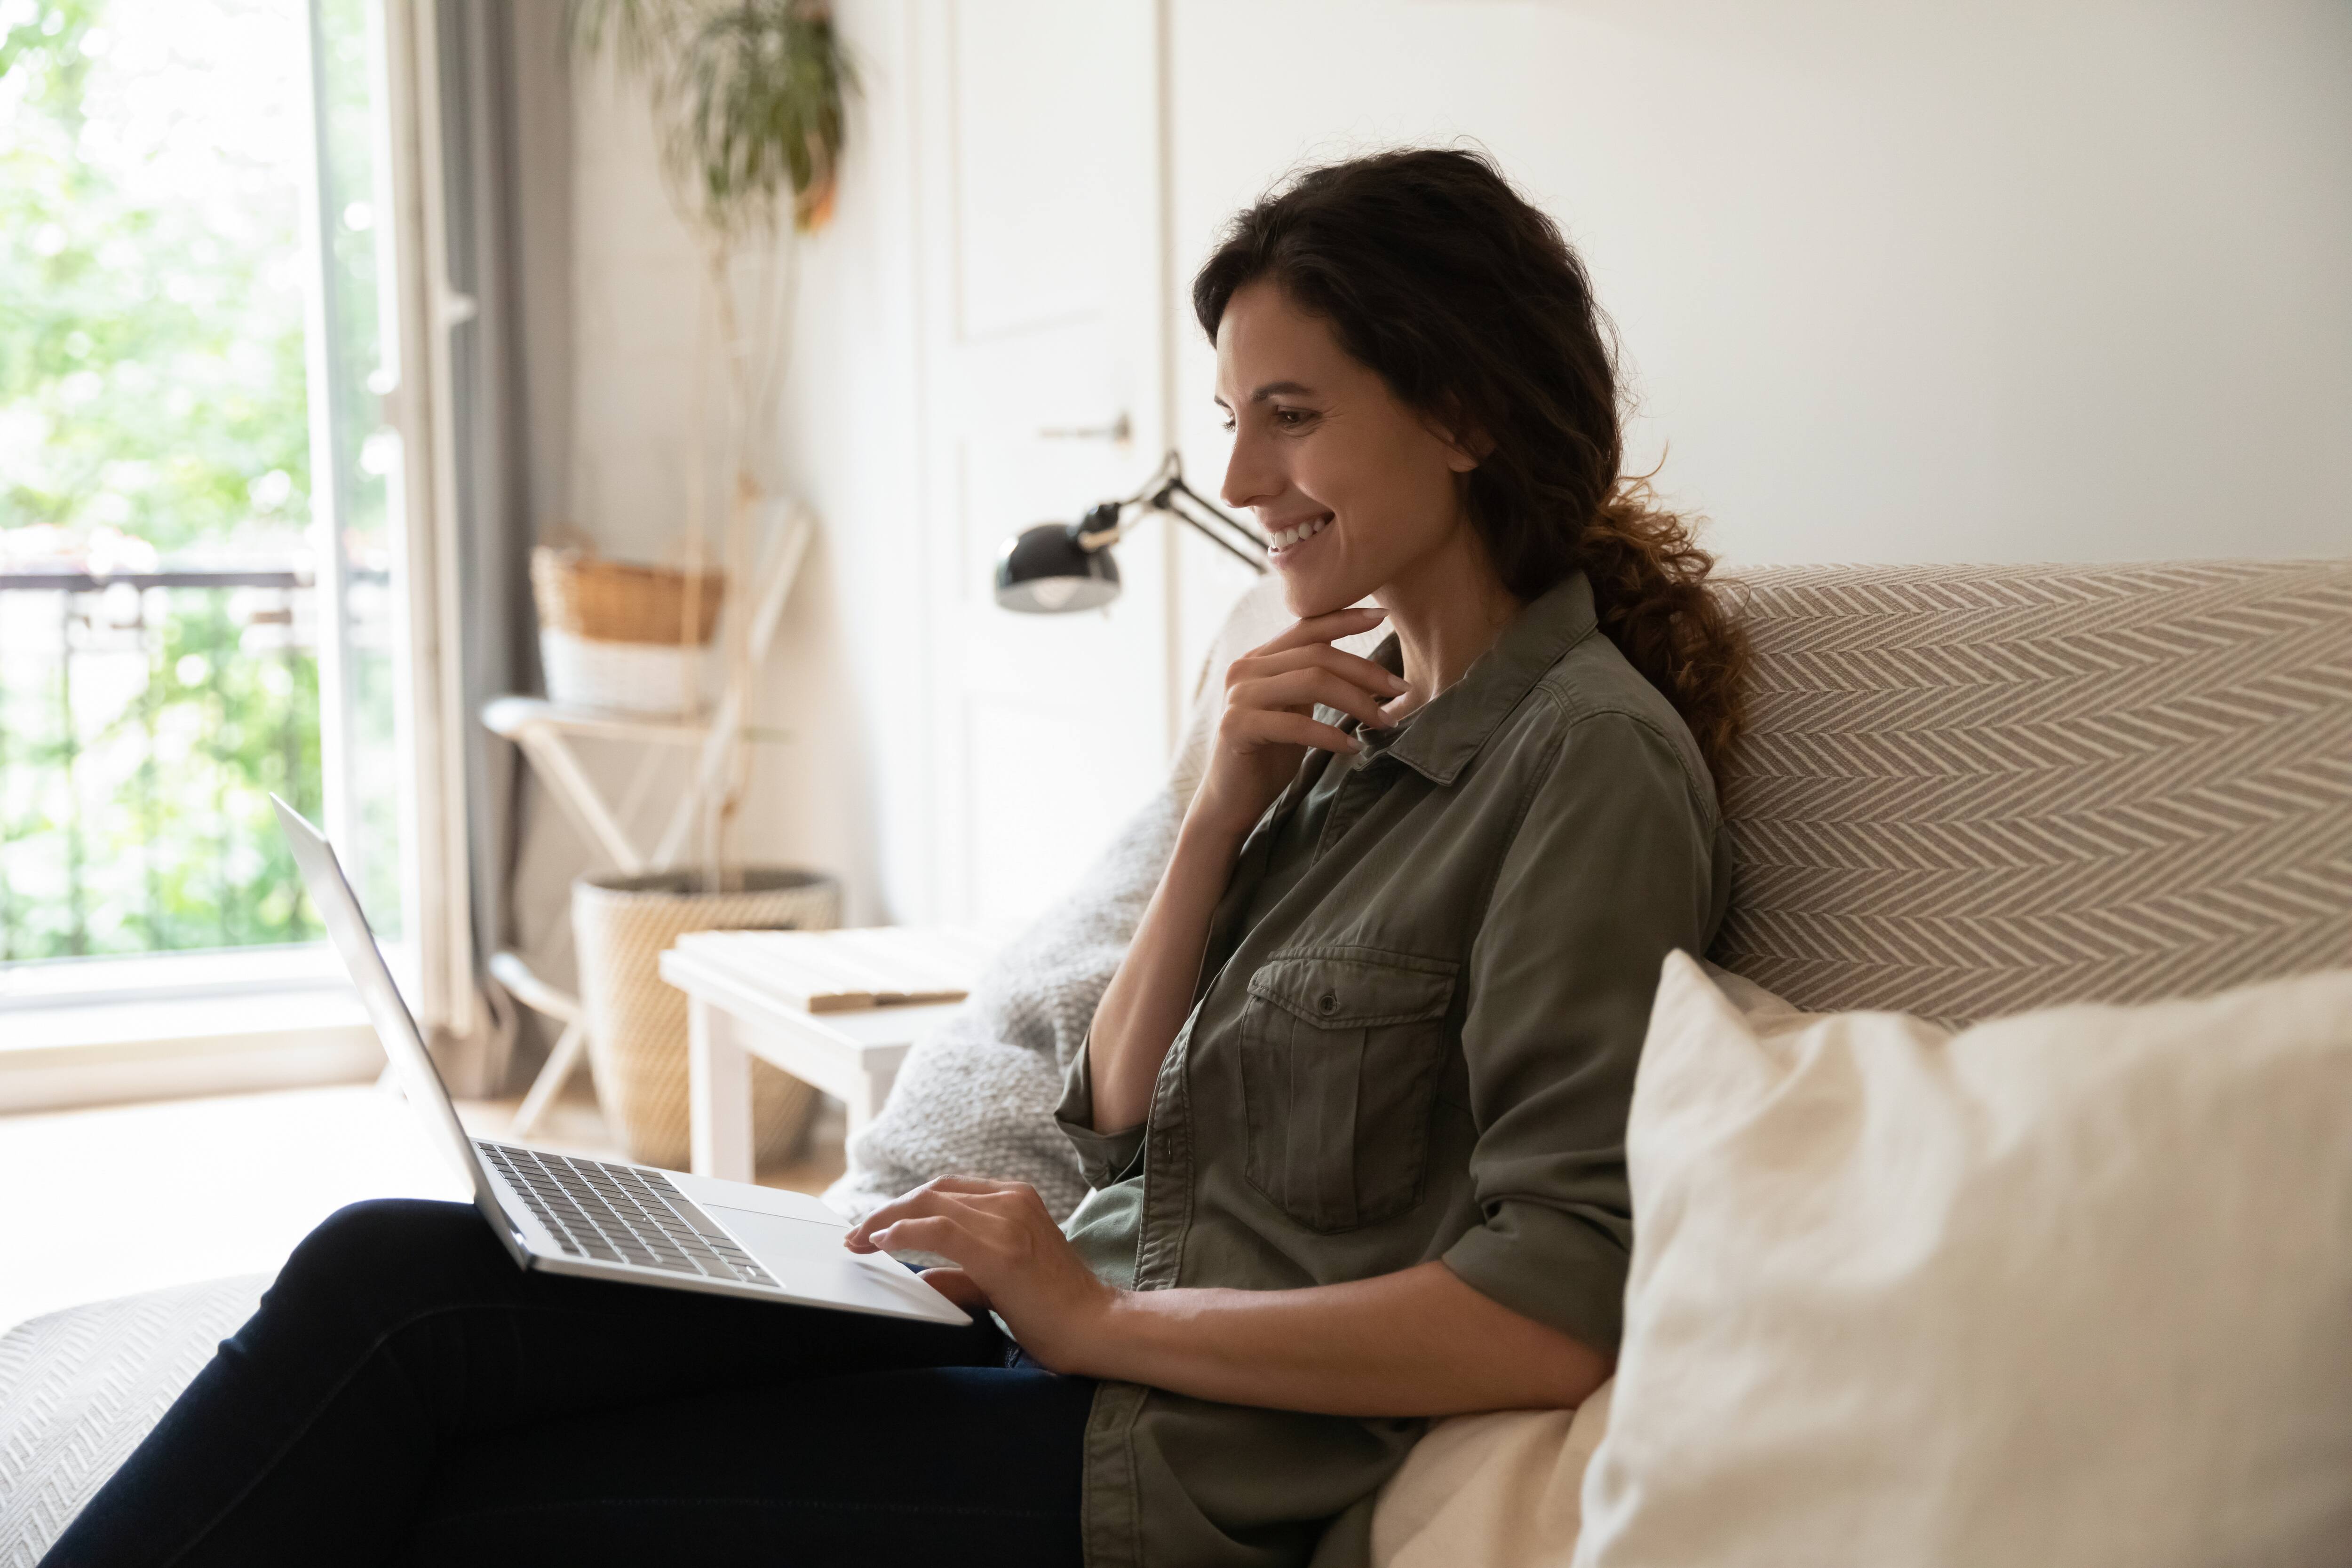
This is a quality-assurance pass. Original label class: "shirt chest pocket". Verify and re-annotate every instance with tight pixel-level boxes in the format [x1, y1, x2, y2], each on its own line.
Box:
[1237, 952, 1458, 1233]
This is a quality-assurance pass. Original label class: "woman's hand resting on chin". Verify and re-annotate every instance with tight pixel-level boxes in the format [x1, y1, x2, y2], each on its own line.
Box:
[1079, 605, 1407, 1134]
[844, 1178, 1112, 1372]
[1187, 606, 1406, 839]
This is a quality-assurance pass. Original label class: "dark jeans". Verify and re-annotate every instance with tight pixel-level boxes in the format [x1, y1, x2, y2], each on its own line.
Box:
[41, 1198, 1091, 1568]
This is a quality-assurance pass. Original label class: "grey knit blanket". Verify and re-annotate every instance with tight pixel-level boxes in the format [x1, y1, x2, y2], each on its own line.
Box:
[822, 788, 1184, 1224]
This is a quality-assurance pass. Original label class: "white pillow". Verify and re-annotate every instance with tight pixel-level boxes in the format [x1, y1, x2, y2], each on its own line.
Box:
[1576, 953, 2352, 1568]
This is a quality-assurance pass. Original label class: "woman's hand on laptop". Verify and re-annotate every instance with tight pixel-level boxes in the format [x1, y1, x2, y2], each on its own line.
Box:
[844, 1177, 1113, 1368]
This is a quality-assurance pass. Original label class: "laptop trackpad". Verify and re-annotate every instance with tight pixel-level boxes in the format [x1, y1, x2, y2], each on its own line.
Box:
[701, 1204, 972, 1326]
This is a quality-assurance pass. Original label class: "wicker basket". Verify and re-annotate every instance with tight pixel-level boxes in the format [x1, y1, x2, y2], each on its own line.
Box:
[572, 867, 842, 1170]
[532, 546, 726, 645]
[532, 546, 728, 715]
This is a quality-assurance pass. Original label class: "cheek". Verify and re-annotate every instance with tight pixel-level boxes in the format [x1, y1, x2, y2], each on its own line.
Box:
[1304, 426, 1449, 551]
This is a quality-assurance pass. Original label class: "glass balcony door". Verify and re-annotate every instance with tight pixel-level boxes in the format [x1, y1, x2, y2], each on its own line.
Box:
[0, 0, 411, 1003]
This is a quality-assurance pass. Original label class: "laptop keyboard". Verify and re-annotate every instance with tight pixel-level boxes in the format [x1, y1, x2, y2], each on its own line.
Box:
[477, 1141, 778, 1289]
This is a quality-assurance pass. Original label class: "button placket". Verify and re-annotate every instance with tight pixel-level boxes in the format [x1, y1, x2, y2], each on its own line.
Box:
[1320, 759, 1391, 852]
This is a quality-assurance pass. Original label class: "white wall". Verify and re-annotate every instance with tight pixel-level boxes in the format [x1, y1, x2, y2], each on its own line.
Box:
[1167, 0, 2352, 576]
[560, 0, 2352, 932]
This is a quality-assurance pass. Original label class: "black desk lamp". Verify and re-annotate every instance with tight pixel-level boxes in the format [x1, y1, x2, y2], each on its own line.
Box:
[994, 451, 1267, 613]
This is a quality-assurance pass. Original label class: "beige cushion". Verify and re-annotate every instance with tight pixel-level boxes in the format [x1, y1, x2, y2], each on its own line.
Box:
[1371, 1386, 1612, 1568]
[1575, 951, 2352, 1568]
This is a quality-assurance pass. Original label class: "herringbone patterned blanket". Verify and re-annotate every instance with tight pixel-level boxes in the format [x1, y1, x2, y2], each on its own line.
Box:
[1715, 561, 2352, 1021]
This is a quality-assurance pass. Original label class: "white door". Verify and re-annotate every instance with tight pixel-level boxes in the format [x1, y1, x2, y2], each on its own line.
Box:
[907, 0, 1173, 929]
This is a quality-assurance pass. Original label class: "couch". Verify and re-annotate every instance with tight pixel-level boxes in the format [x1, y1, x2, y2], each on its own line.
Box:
[6, 558, 2347, 1566]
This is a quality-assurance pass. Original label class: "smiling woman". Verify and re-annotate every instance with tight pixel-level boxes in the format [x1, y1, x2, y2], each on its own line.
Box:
[1040, 148, 1745, 1567]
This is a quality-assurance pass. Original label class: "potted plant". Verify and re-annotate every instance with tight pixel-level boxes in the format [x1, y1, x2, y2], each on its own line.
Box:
[556, 0, 855, 1168]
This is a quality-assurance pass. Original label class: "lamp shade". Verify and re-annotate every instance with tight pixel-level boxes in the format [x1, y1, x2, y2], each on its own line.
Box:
[993, 522, 1121, 613]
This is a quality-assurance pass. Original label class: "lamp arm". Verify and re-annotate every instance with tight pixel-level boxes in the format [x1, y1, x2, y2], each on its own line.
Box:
[1066, 451, 1269, 574]
[1153, 478, 1268, 574]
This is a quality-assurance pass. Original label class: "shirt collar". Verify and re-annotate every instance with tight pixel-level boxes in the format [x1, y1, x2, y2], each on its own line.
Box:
[1351, 571, 1598, 787]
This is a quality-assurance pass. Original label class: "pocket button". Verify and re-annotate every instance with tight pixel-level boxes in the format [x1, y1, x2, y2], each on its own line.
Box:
[1317, 990, 1338, 1017]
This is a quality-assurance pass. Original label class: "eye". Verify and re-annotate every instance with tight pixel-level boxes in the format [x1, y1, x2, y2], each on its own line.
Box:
[1272, 406, 1316, 428]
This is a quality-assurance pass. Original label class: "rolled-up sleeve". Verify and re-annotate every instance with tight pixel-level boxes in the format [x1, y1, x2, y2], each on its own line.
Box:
[1055, 1033, 1148, 1189]
[1440, 706, 1726, 1354]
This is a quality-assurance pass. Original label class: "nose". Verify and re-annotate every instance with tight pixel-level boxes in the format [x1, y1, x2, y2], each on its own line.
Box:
[1221, 423, 1283, 515]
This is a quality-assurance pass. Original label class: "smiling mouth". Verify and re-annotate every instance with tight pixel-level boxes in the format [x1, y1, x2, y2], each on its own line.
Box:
[1267, 515, 1332, 554]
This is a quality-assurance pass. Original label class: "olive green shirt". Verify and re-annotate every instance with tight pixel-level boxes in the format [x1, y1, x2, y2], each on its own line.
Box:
[1055, 572, 1732, 1568]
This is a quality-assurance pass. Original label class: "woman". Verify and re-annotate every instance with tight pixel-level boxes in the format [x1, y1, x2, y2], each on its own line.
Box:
[45, 148, 1742, 1568]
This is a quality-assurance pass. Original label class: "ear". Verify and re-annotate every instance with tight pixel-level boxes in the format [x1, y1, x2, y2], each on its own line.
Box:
[1425, 400, 1492, 473]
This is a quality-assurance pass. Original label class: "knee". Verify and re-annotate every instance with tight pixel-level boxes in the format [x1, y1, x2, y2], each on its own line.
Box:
[269, 1197, 493, 1321]
[300, 1196, 478, 1268]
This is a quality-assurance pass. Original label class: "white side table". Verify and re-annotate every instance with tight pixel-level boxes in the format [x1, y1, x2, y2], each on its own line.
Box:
[660, 934, 975, 1184]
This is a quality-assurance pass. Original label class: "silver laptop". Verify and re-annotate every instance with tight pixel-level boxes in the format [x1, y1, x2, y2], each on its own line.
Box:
[274, 797, 969, 1326]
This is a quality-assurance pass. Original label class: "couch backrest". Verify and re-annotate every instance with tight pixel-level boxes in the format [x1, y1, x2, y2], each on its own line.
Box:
[1177, 560, 2352, 1023]
[1711, 560, 2352, 1022]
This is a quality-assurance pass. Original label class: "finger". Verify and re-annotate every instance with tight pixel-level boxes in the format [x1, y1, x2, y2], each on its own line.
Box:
[853, 1208, 966, 1252]
[1233, 667, 1393, 730]
[1250, 606, 1388, 657]
[917, 1267, 993, 1312]
[1232, 643, 1409, 699]
[922, 1176, 1032, 1196]
[866, 1214, 971, 1258]
[1224, 708, 1361, 755]
[846, 1183, 984, 1247]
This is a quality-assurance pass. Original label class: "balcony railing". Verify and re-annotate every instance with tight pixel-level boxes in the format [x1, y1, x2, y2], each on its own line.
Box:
[0, 565, 333, 963]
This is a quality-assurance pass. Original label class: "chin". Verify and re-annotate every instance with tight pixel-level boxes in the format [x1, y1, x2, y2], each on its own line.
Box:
[1278, 568, 1359, 621]
[1271, 519, 1383, 619]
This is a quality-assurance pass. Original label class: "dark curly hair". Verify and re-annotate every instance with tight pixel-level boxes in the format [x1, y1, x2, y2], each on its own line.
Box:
[1192, 147, 1748, 787]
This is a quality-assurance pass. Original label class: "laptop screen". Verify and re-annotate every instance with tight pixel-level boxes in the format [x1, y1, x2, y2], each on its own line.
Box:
[272, 795, 490, 1200]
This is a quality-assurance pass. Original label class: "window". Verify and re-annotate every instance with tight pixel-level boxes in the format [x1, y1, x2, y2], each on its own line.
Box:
[0, 0, 406, 1012]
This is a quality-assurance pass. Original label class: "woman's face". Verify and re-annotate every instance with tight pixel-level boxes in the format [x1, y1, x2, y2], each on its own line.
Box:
[1213, 280, 1481, 618]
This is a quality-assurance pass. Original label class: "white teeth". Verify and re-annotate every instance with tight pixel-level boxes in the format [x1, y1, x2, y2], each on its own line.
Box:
[1272, 519, 1329, 549]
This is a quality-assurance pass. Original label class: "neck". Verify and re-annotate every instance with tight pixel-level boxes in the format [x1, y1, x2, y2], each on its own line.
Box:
[1376, 519, 1522, 713]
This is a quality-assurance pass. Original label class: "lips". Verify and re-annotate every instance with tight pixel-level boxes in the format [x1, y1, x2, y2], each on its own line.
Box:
[1267, 515, 1332, 551]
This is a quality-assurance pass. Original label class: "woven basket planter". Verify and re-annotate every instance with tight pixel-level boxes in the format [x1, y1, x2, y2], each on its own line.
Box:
[532, 546, 727, 716]
[572, 867, 841, 1170]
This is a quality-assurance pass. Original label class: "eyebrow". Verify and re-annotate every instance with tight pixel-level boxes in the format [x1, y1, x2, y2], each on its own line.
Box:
[1212, 380, 1318, 409]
